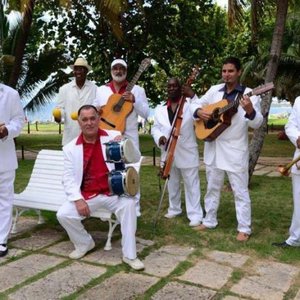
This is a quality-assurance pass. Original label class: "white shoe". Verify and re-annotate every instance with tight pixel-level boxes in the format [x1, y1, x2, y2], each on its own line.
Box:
[164, 213, 180, 219]
[189, 220, 201, 227]
[69, 240, 95, 259]
[122, 257, 144, 271]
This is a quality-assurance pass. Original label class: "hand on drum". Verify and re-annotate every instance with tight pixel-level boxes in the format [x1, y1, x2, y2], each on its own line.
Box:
[75, 199, 90, 217]
[113, 135, 124, 142]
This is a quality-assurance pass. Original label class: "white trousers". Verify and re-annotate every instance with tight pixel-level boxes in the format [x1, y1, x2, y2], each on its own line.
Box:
[286, 174, 300, 246]
[203, 165, 251, 235]
[0, 170, 15, 244]
[57, 194, 137, 259]
[167, 166, 203, 222]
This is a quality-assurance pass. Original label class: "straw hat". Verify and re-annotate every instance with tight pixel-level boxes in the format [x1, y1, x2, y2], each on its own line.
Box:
[111, 59, 127, 69]
[70, 57, 92, 72]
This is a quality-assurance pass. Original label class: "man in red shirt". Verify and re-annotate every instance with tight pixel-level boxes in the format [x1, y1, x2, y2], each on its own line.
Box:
[57, 105, 144, 270]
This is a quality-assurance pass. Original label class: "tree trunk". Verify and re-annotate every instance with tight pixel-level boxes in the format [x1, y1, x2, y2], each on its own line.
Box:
[8, 0, 35, 89]
[248, 0, 288, 180]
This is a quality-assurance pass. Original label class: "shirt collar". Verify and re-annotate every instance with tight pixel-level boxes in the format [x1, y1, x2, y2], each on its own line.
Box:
[166, 98, 181, 108]
[219, 83, 244, 94]
[76, 129, 108, 145]
[106, 80, 128, 94]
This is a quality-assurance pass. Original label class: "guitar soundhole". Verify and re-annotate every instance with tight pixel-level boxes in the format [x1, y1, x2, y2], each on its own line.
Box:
[205, 119, 219, 129]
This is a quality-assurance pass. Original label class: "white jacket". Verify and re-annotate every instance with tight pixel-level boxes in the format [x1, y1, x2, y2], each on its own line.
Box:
[62, 130, 141, 202]
[93, 84, 149, 148]
[151, 100, 199, 169]
[0, 84, 25, 173]
[190, 84, 263, 172]
[57, 79, 100, 146]
[285, 96, 300, 175]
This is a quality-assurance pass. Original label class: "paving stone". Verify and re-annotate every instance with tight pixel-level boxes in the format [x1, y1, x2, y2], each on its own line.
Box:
[10, 228, 65, 250]
[144, 245, 194, 277]
[230, 260, 300, 299]
[294, 289, 300, 300]
[223, 296, 247, 300]
[9, 216, 38, 237]
[83, 238, 150, 265]
[253, 169, 272, 176]
[178, 260, 233, 289]
[8, 262, 106, 300]
[205, 250, 250, 268]
[0, 248, 26, 263]
[151, 281, 216, 300]
[0, 254, 65, 292]
[268, 171, 282, 177]
[78, 272, 159, 300]
[136, 236, 155, 247]
[45, 231, 109, 257]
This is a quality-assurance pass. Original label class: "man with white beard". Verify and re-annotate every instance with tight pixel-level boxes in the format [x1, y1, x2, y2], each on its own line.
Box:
[93, 59, 149, 217]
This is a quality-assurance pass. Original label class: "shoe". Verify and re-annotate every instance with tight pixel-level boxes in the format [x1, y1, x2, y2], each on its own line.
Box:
[236, 232, 250, 242]
[123, 257, 144, 271]
[136, 211, 141, 217]
[189, 220, 201, 227]
[0, 244, 8, 257]
[164, 213, 180, 219]
[272, 241, 291, 248]
[193, 224, 208, 231]
[69, 240, 95, 259]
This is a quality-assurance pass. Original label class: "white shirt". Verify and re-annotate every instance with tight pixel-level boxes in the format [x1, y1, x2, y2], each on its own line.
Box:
[0, 84, 25, 172]
[56, 79, 100, 145]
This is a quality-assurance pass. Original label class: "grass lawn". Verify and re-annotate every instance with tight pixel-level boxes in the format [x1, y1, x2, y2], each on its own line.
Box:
[13, 126, 300, 265]
[15, 160, 300, 265]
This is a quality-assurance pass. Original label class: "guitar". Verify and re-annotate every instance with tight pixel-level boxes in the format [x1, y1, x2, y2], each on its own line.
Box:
[99, 58, 151, 132]
[194, 82, 274, 141]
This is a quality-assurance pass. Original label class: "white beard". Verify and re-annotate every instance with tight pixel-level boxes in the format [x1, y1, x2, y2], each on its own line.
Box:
[111, 72, 127, 83]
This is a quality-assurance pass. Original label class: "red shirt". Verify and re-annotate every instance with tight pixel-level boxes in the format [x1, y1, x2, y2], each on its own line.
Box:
[76, 129, 110, 200]
[107, 80, 128, 94]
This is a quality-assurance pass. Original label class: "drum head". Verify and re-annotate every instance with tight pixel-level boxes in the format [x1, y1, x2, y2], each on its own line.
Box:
[123, 139, 136, 163]
[125, 167, 139, 196]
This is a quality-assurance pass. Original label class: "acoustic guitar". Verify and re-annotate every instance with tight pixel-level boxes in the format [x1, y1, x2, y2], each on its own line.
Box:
[99, 58, 151, 132]
[194, 82, 274, 141]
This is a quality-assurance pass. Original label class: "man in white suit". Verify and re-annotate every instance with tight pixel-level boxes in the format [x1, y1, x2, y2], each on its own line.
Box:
[0, 83, 24, 257]
[93, 59, 150, 217]
[191, 57, 263, 241]
[272, 96, 300, 248]
[54, 57, 100, 146]
[56, 104, 144, 270]
[151, 78, 203, 227]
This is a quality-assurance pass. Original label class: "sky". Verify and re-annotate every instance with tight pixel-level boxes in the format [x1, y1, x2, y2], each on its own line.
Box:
[215, 0, 227, 8]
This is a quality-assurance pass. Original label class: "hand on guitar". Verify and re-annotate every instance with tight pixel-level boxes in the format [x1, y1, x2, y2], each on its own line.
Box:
[239, 95, 254, 115]
[196, 108, 212, 122]
[159, 136, 167, 146]
[123, 91, 135, 103]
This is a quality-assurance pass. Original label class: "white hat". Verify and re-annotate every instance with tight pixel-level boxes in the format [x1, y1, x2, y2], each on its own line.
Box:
[70, 57, 92, 72]
[111, 59, 127, 69]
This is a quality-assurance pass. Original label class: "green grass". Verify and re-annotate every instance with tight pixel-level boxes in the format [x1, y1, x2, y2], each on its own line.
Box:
[14, 161, 300, 265]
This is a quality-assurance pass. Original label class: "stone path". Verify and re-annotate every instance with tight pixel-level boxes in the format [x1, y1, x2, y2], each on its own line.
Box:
[1, 217, 299, 300]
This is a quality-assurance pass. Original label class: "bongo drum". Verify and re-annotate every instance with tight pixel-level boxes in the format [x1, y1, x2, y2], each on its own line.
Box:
[105, 139, 136, 163]
[108, 166, 139, 196]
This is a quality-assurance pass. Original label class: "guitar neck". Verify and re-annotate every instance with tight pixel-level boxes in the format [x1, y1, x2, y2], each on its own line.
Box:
[219, 90, 253, 114]
[126, 69, 144, 92]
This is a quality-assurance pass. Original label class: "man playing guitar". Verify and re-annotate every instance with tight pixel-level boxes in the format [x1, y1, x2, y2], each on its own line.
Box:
[93, 59, 149, 217]
[191, 57, 263, 241]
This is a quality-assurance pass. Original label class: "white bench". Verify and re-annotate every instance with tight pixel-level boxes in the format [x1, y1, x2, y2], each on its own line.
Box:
[12, 149, 120, 251]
